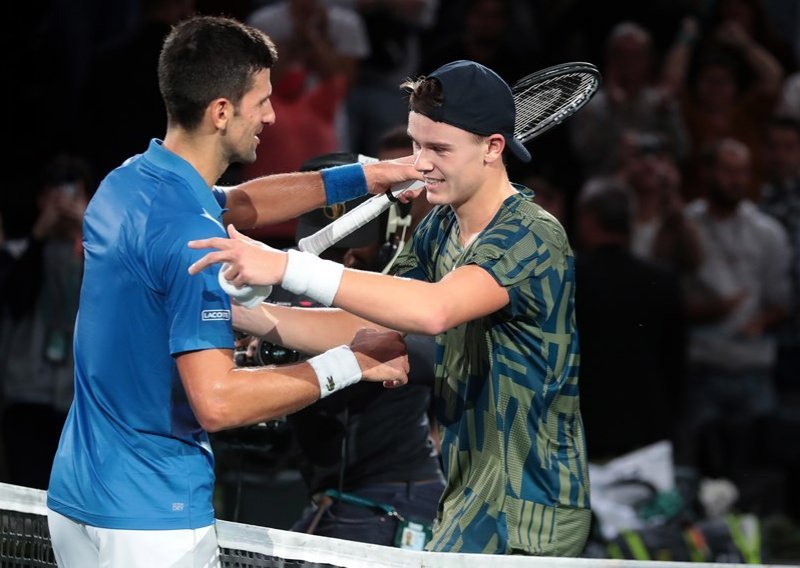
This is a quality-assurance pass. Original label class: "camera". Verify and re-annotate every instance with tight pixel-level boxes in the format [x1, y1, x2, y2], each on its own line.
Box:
[234, 334, 302, 368]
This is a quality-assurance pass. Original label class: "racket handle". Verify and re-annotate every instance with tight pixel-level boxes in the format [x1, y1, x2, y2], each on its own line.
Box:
[298, 180, 423, 256]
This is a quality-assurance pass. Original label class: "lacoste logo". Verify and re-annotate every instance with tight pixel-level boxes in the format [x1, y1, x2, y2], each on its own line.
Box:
[326, 376, 335, 392]
[201, 309, 231, 321]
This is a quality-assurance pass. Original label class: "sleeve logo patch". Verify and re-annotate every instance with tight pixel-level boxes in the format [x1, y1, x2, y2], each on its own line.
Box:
[201, 309, 231, 321]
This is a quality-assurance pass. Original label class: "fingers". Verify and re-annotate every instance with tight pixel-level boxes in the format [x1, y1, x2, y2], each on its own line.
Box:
[228, 224, 261, 246]
[388, 154, 416, 166]
[188, 251, 232, 275]
[188, 237, 231, 251]
[383, 376, 408, 389]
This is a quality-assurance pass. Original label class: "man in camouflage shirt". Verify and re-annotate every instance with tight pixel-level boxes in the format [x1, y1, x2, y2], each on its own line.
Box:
[187, 60, 591, 555]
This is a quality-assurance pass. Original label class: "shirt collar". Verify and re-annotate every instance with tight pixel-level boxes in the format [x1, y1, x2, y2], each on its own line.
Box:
[142, 138, 224, 217]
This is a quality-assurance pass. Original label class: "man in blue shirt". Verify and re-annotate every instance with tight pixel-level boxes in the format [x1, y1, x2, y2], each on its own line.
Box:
[46, 16, 418, 567]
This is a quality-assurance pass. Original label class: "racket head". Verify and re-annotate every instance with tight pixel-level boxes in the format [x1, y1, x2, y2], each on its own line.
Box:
[512, 62, 601, 144]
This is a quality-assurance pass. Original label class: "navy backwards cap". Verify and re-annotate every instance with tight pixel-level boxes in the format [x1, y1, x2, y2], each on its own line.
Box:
[424, 60, 531, 163]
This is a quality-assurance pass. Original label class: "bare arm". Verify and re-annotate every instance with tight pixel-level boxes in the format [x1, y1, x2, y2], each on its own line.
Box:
[176, 328, 408, 432]
[661, 17, 699, 98]
[221, 160, 423, 230]
[716, 21, 784, 97]
[232, 302, 386, 355]
[188, 229, 510, 336]
[221, 171, 327, 230]
[332, 264, 508, 335]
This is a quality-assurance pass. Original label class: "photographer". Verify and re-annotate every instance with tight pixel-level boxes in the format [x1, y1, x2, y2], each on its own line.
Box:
[0, 155, 90, 489]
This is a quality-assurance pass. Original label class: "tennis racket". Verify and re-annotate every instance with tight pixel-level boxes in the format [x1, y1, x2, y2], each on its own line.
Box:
[298, 62, 601, 256]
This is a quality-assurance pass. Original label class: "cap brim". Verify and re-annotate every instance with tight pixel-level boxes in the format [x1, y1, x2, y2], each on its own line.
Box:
[507, 137, 532, 163]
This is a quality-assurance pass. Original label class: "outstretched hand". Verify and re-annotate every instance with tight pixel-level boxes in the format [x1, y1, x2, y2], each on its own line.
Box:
[187, 224, 288, 288]
[350, 328, 409, 389]
[363, 156, 424, 202]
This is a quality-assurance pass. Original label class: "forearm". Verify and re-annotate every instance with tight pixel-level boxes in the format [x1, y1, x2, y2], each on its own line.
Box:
[178, 348, 322, 431]
[220, 161, 420, 230]
[222, 171, 327, 229]
[333, 269, 452, 335]
[273, 252, 507, 335]
[214, 363, 323, 430]
[235, 303, 384, 354]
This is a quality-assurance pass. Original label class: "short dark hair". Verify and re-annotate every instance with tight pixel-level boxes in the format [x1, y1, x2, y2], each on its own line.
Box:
[158, 16, 278, 131]
[401, 76, 444, 117]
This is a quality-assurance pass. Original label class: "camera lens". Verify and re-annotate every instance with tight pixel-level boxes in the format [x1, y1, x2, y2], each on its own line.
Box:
[269, 344, 299, 365]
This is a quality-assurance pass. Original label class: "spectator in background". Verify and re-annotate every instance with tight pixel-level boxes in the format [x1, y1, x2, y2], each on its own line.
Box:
[420, 0, 540, 84]
[679, 138, 791, 471]
[246, 0, 368, 172]
[662, 15, 784, 200]
[569, 21, 689, 179]
[339, 0, 439, 158]
[245, 0, 370, 249]
[759, 116, 800, 393]
[0, 155, 91, 490]
[616, 130, 703, 277]
[574, 182, 685, 461]
[704, 0, 797, 75]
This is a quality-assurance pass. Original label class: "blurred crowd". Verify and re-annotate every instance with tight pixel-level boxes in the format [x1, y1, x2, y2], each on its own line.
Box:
[3, 0, 800, 539]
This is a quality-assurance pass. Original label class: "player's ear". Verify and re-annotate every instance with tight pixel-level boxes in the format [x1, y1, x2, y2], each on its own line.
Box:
[484, 134, 505, 163]
[208, 98, 234, 131]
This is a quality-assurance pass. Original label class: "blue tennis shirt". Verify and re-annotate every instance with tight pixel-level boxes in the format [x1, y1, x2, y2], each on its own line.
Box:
[48, 139, 235, 529]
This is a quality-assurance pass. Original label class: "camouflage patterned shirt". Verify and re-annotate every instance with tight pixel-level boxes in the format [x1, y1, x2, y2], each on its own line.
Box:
[392, 184, 590, 555]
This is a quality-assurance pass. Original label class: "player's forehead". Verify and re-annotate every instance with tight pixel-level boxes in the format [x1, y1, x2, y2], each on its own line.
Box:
[407, 111, 475, 146]
[244, 68, 272, 101]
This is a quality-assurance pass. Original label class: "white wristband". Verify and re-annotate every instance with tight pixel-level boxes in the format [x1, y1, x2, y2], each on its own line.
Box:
[218, 263, 272, 309]
[308, 345, 362, 398]
[282, 249, 344, 306]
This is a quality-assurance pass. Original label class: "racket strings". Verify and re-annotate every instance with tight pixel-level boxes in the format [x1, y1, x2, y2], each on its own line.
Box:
[513, 72, 598, 141]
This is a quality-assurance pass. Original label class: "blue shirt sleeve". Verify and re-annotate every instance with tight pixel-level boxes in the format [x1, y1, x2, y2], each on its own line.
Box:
[149, 212, 235, 355]
[211, 186, 227, 209]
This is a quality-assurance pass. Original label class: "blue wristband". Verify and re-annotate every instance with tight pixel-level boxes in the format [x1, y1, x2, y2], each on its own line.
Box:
[321, 163, 368, 205]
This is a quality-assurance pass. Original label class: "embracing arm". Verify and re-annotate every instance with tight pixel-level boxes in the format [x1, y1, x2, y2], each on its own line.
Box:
[221, 172, 327, 229]
[220, 160, 423, 230]
[176, 328, 408, 432]
[332, 264, 508, 335]
[191, 231, 509, 335]
[177, 348, 323, 431]
[232, 302, 387, 355]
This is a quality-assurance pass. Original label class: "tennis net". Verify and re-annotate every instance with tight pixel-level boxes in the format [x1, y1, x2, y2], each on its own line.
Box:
[0, 481, 778, 568]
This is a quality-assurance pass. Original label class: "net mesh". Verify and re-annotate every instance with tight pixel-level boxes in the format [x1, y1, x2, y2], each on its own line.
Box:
[0, 482, 775, 568]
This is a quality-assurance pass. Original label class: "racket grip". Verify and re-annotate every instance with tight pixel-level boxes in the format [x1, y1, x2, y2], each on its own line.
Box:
[298, 193, 393, 255]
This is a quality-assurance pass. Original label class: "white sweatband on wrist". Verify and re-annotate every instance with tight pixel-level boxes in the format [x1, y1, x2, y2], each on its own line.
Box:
[281, 249, 344, 306]
[308, 345, 362, 398]
[217, 263, 272, 309]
